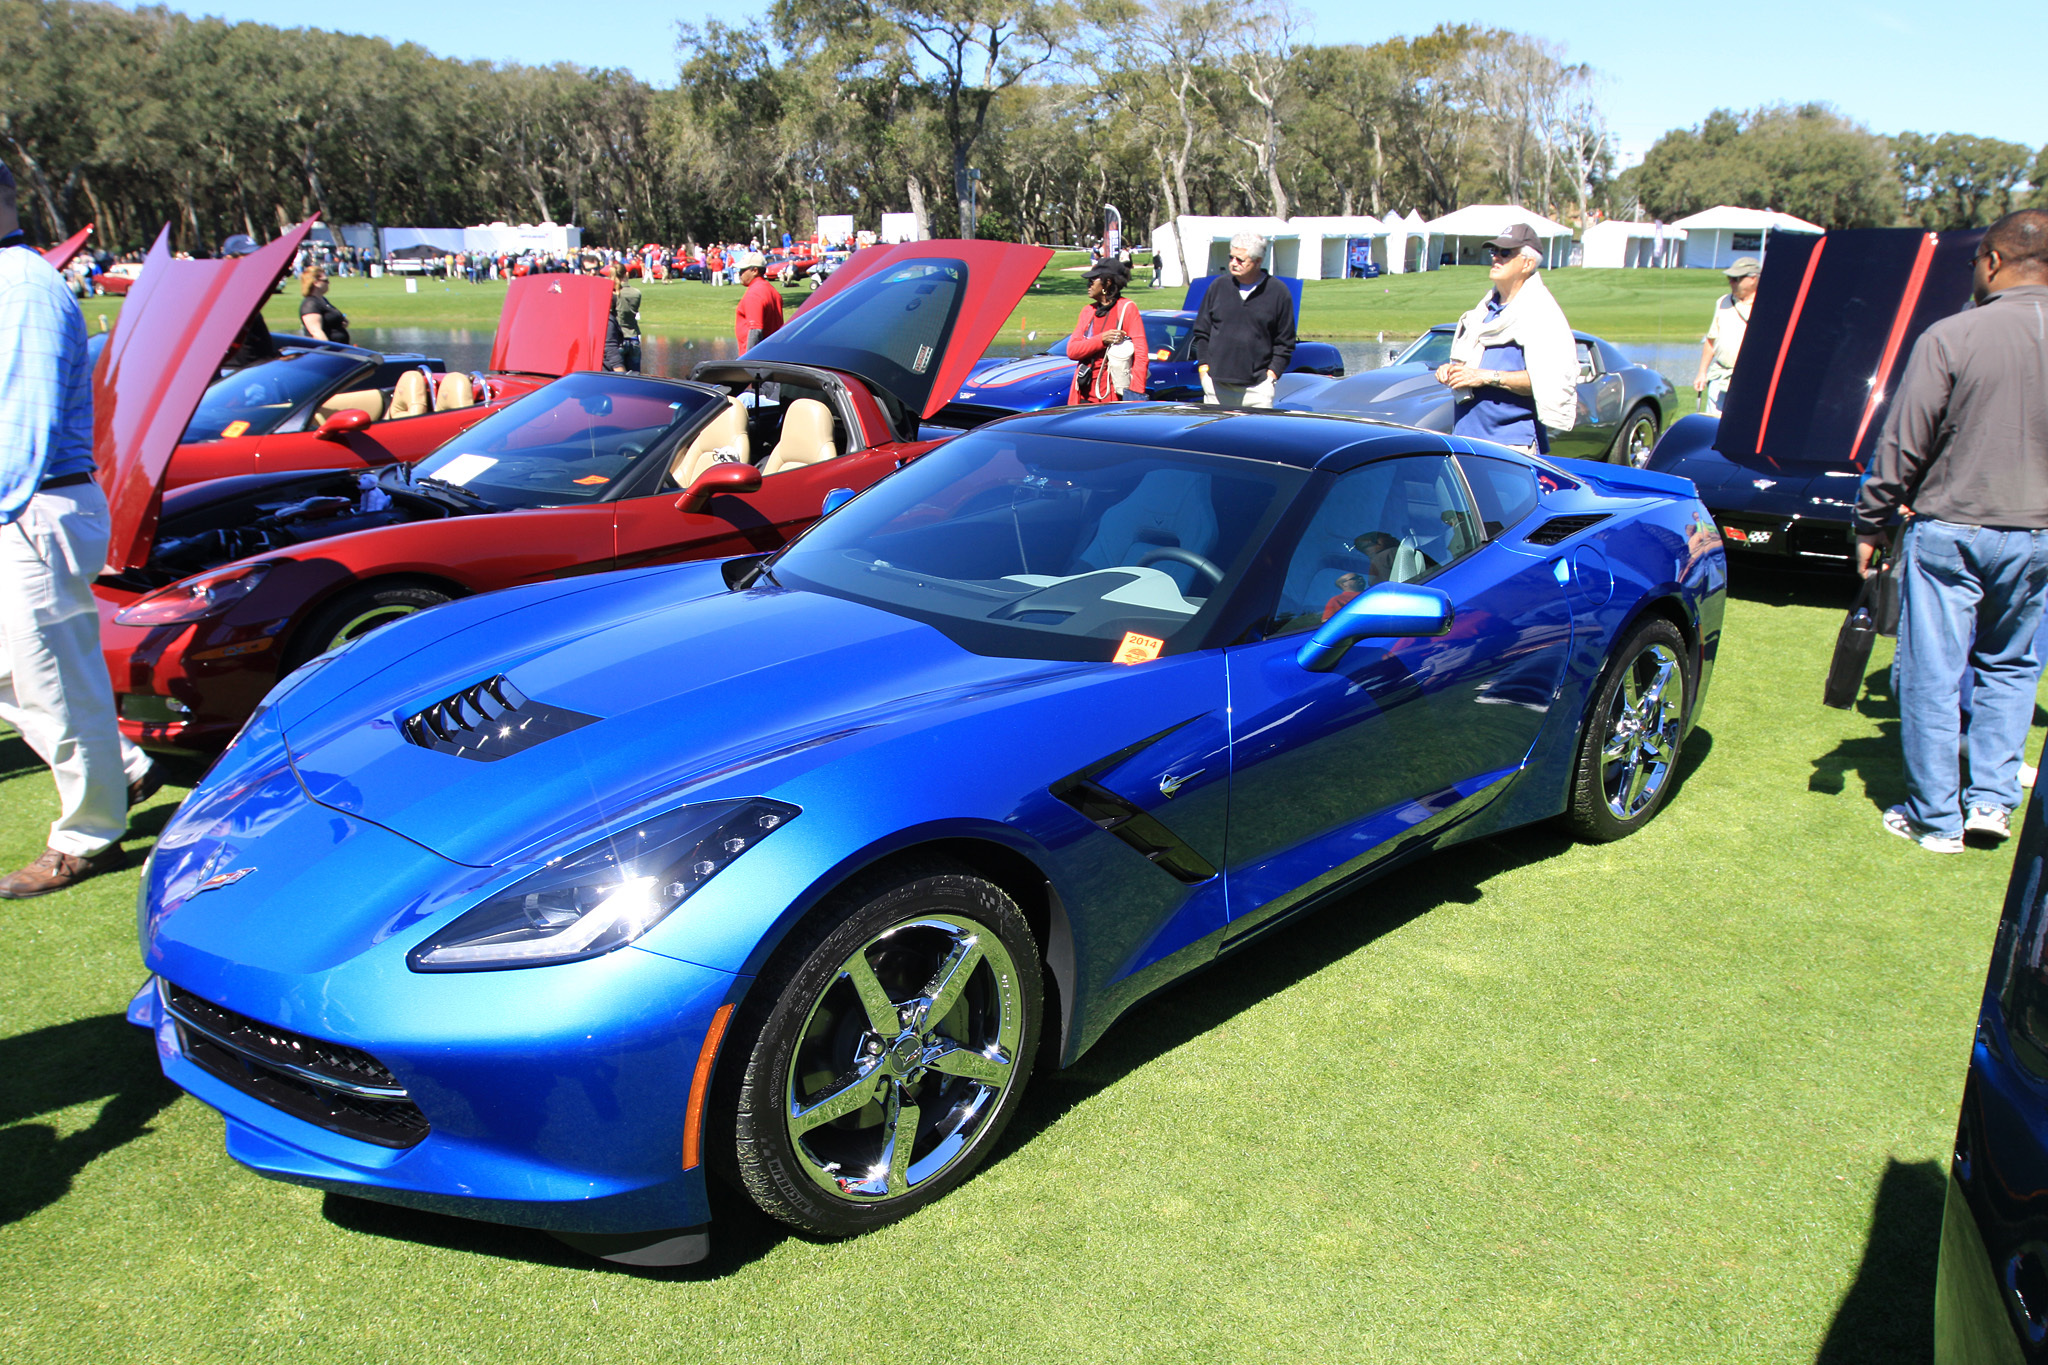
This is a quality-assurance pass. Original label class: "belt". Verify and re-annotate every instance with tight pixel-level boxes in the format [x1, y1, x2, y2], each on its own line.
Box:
[39, 472, 92, 491]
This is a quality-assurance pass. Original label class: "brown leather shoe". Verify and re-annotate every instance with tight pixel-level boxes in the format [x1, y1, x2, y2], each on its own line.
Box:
[0, 847, 109, 899]
[129, 767, 164, 808]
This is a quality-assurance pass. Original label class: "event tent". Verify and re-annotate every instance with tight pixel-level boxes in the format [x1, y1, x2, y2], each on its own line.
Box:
[1148, 216, 1300, 288]
[1422, 205, 1574, 269]
[1380, 210, 1433, 273]
[378, 221, 582, 257]
[1670, 206, 1824, 269]
[1581, 220, 1687, 269]
[1288, 216, 1389, 279]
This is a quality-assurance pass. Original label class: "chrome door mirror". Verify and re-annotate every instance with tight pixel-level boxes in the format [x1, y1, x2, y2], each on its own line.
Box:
[1295, 583, 1454, 672]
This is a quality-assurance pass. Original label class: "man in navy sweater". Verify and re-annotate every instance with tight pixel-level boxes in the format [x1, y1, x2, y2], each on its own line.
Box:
[1190, 232, 1296, 409]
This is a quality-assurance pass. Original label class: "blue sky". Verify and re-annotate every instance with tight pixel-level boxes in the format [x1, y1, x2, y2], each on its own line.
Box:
[156, 2, 2031, 166]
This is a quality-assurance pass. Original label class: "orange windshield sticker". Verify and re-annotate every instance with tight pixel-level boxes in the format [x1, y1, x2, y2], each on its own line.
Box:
[572, 474, 611, 486]
[220, 420, 250, 438]
[1113, 632, 1164, 665]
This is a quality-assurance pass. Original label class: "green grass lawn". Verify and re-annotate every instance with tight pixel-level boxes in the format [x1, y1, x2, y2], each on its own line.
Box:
[78, 256, 1730, 352]
[0, 569, 2028, 1362]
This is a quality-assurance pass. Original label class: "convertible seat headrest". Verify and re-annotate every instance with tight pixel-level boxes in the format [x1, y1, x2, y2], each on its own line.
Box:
[760, 398, 837, 476]
[388, 370, 431, 421]
[316, 389, 386, 423]
[436, 371, 477, 411]
[670, 397, 752, 487]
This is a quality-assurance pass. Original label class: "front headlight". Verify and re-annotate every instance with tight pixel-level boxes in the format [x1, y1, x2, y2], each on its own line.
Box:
[116, 562, 273, 625]
[407, 798, 799, 972]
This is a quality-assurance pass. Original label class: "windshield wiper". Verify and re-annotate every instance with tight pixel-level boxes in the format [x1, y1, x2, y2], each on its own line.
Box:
[415, 476, 494, 509]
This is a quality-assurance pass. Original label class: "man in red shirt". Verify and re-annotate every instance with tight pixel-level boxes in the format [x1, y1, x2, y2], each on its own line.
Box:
[734, 252, 783, 354]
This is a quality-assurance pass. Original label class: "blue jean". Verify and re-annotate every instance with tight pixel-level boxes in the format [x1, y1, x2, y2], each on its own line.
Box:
[1898, 519, 2048, 834]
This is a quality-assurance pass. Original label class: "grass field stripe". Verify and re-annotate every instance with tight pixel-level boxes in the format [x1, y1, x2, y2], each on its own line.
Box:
[1845, 231, 1938, 472]
[681, 1003, 735, 1170]
[1754, 235, 1829, 464]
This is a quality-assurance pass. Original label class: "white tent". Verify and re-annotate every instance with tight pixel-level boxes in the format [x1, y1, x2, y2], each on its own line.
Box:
[381, 222, 582, 256]
[1148, 216, 1300, 289]
[879, 213, 923, 243]
[1670, 206, 1825, 269]
[1423, 204, 1575, 269]
[1581, 220, 1687, 269]
[1383, 210, 1434, 273]
[1287, 215, 1387, 279]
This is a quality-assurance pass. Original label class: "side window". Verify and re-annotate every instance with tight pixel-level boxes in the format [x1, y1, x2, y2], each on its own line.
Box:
[1575, 339, 1600, 381]
[1457, 454, 1541, 538]
[1269, 456, 1483, 636]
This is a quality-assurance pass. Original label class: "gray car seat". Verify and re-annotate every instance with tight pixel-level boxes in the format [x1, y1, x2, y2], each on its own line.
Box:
[1068, 470, 1218, 592]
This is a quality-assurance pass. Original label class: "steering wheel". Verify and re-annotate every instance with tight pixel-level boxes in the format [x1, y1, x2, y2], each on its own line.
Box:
[1135, 546, 1224, 587]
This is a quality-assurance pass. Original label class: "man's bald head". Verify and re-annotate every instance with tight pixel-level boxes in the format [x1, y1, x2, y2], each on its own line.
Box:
[1984, 210, 2048, 279]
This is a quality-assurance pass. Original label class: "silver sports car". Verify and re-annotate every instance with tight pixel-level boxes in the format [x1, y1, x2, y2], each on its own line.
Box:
[1272, 326, 1676, 467]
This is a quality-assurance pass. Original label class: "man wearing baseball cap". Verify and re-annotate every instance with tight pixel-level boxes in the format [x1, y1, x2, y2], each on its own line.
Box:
[733, 251, 783, 355]
[1434, 222, 1577, 454]
[1693, 257, 1759, 415]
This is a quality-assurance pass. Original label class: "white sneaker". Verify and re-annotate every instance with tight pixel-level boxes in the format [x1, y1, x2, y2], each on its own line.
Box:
[1883, 805, 1964, 854]
[2024, 764, 2038, 790]
[1966, 806, 2013, 844]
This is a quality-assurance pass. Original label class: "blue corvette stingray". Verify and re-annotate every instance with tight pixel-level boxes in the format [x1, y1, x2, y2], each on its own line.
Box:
[129, 405, 1726, 1265]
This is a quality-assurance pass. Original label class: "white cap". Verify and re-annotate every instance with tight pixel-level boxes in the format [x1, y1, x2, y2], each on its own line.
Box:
[736, 251, 767, 271]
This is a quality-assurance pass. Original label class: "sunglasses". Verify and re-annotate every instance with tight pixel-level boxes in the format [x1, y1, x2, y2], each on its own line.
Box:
[1487, 245, 1520, 259]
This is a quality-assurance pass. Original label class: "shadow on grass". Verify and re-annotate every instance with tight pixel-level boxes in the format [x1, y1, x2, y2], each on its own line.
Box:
[0, 1012, 181, 1226]
[1816, 1157, 1947, 1364]
[0, 732, 49, 784]
[1728, 560, 1862, 611]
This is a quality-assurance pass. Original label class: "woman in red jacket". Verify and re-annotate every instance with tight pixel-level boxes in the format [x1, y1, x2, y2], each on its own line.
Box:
[1066, 258, 1148, 405]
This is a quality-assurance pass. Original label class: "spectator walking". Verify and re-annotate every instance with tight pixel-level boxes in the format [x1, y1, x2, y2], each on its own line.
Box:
[734, 252, 783, 355]
[1435, 223, 1576, 455]
[298, 265, 349, 344]
[1190, 231, 1295, 409]
[603, 264, 642, 373]
[1855, 209, 2048, 853]
[0, 161, 156, 897]
[1066, 258, 1148, 404]
[1693, 257, 1759, 415]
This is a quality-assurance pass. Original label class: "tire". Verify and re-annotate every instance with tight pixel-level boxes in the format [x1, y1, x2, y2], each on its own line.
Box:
[1564, 618, 1691, 842]
[284, 582, 453, 672]
[1608, 404, 1659, 467]
[724, 863, 1043, 1238]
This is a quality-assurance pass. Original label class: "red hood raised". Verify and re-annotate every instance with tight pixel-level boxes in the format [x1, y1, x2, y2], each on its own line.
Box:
[96, 221, 314, 571]
[489, 273, 613, 376]
[41, 224, 92, 270]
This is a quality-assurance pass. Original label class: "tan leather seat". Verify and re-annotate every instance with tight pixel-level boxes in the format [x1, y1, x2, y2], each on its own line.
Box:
[388, 371, 430, 420]
[316, 389, 385, 423]
[436, 371, 476, 411]
[760, 398, 838, 476]
[669, 398, 752, 487]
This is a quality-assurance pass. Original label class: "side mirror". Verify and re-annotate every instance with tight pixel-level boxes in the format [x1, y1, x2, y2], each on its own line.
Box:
[675, 461, 762, 513]
[1295, 582, 1454, 673]
[821, 486, 857, 515]
[315, 408, 373, 440]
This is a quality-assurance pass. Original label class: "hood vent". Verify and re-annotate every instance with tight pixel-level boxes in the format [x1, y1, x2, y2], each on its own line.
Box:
[1524, 513, 1610, 546]
[401, 674, 598, 762]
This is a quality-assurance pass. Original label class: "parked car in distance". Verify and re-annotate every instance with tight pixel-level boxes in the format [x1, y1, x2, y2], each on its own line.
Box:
[128, 402, 1725, 1269]
[94, 239, 1051, 753]
[1273, 325, 1675, 467]
[99, 261, 144, 296]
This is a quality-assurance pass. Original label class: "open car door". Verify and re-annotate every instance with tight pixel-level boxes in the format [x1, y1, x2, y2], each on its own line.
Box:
[96, 220, 315, 571]
[746, 240, 1052, 419]
[489, 274, 613, 377]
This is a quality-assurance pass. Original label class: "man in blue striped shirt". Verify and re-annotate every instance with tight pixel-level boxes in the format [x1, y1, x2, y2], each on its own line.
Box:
[0, 161, 156, 897]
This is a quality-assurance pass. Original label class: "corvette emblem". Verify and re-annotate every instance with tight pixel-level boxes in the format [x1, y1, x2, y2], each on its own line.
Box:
[1752, 478, 1777, 490]
[1158, 769, 1204, 799]
[195, 867, 254, 893]
[548, 282, 563, 294]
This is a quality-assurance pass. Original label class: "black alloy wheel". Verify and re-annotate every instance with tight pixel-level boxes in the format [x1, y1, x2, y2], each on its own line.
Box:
[722, 863, 1043, 1237]
[284, 582, 453, 672]
[1609, 404, 1660, 468]
[1565, 617, 1692, 842]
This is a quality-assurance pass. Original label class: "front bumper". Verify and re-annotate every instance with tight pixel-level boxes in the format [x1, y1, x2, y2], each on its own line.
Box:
[95, 584, 288, 752]
[1706, 506, 1855, 564]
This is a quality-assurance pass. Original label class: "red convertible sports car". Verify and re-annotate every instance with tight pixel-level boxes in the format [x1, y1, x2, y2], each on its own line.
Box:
[113, 222, 611, 493]
[94, 238, 1051, 751]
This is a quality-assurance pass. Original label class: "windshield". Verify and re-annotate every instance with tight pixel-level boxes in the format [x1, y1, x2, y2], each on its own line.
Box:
[182, 350, 365, 441]
[1141, 315, 1194, 362]
[409, 374, 717, 509]
[1394, 329, 1455, 369]
[771, 430, 1303, 662]
[746, 257, 967, 416]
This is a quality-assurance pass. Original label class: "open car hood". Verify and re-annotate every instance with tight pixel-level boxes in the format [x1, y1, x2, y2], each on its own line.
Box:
[489, 274, 613, 377]
[41, 224, 92, 270]
[97, 221, 315, 571]
[749, 240, 1051, 418]
[1715, 227, 1981, 472]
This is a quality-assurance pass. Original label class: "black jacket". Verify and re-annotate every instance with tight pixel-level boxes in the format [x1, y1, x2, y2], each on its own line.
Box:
[1189, 272, 1296, 387]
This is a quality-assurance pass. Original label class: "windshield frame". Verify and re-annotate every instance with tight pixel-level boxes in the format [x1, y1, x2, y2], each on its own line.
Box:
[1393, 328, 1456, 369]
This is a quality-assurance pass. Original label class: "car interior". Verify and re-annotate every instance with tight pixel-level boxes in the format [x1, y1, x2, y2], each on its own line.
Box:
[666, 375, 858, 490]
[1271, 456, 1483, 634]
[313, 365, 484, 427]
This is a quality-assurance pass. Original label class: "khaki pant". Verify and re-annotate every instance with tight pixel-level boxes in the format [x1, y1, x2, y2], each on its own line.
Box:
[1200, 370, 1276, 409]
[0, 483, 151, 857]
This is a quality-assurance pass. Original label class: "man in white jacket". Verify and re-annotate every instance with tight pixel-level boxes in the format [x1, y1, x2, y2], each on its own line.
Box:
[1434, 223, 1577, 454]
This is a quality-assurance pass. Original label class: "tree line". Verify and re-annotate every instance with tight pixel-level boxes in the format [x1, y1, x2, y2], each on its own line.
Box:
[1, 0, 2040, 254]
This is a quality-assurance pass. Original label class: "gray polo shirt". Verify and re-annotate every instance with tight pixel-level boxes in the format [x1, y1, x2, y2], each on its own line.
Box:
[1856, 284, 2048, 533]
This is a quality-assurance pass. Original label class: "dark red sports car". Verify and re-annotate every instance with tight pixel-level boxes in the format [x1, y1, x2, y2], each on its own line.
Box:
[94, 238, 1051, 751]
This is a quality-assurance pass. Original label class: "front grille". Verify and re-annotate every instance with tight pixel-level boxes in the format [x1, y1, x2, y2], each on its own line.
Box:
[1523, 514, 1609, 546]
[401, 673, 598, 762]
[1788, 520, 1854, 560]
[164, 981, 429, 1148]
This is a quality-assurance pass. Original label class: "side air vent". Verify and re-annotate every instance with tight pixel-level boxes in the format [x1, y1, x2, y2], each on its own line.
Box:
[401, 674, 598, 762]
[1050, 777, 1218, 885]
[1524, 513, 1610, 546]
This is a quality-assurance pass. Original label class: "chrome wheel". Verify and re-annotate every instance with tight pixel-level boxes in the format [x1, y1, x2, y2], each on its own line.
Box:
[784, 913, 1025, 1203]
[1599, 640, 1685, 820]
[1613, 406, 1659, 467]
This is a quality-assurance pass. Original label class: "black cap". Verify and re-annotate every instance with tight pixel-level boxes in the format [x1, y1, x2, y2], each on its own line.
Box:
[1084, 257, 1129, 284]
[1484, 223, 1541, 256]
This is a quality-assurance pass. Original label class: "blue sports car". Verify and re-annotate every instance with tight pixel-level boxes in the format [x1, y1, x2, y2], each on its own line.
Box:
[129, 404, 1727, 1266]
